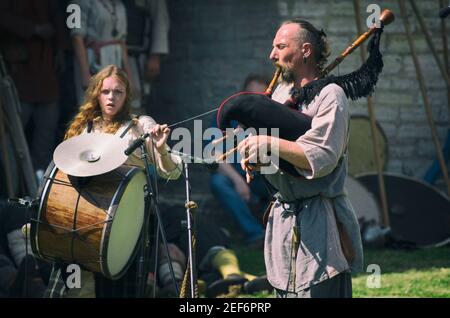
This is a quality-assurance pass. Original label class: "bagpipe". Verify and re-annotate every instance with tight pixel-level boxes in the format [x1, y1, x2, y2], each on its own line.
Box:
[216, 9, 394, 177]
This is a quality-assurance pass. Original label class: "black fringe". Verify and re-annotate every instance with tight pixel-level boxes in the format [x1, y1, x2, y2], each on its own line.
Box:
[290, 28, 384, 108]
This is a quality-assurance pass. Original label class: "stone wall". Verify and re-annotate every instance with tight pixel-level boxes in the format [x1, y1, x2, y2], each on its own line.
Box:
[152, 0, 450, 196]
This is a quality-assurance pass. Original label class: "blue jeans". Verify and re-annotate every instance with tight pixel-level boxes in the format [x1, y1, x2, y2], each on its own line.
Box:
[210, 172, 264, 243]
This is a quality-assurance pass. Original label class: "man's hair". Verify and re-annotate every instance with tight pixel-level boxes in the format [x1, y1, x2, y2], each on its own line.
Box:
[281, 19, 331, 71]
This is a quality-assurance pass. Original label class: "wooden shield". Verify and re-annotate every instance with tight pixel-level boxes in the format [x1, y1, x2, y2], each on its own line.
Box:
[356, 172, 450, 247]
[348, 115, 388, 176]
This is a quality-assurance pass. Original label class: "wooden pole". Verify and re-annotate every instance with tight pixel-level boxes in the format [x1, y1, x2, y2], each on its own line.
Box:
[352, 0, 390, 227]
[399, 0, 450, 196]
[440, 0, 450, 118]
[322, 9, 394, 76]
[0, 99, 15, 197]
[410, 0, 450, 119]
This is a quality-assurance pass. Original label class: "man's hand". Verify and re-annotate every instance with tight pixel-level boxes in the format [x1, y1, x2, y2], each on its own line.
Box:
[81, 69, 91, 90]
[237, 135, 272, 172]
[145, 54, 161, 81]
[237, 135, 272, 183]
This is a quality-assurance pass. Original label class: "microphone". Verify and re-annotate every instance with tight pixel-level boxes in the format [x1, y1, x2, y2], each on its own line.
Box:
[439, 6, 450, 18]
[124, 133, 149, 155]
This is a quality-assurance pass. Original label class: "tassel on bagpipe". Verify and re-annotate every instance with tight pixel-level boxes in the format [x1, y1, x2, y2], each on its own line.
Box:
[216, 9, 394, 177]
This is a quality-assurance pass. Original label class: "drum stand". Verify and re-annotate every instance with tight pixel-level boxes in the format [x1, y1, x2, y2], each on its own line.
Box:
[135, 144, 180, 297]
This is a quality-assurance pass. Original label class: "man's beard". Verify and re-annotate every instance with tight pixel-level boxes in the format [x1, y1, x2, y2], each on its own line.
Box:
[280, 66, 296, 83]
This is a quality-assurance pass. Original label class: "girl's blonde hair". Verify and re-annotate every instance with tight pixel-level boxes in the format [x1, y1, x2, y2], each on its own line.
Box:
[65, 65, 133, 139]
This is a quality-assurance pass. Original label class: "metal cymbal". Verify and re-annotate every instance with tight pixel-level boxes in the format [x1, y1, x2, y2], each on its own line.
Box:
[53, 133, 129, 177]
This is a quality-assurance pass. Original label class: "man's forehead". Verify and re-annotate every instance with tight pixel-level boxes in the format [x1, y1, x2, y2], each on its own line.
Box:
[274, 23, 300, 42]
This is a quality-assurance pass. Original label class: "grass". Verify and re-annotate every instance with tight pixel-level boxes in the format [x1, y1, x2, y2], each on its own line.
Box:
[353, 247, 450, 298]
[234, 245, 450, 298]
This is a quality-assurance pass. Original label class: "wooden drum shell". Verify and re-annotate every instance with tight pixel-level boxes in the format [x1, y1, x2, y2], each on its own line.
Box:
[31, 163, 145, 280]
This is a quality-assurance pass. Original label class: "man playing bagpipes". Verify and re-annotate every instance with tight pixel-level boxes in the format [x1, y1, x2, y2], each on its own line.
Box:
[216, 10, 393, 297]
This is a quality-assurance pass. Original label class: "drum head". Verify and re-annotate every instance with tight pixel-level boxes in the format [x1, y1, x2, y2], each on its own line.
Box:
[345, 176, 381, 226]
[105, 169, 146, 278]
[348, 115, 388, 176]
[356, 172, 450, 247]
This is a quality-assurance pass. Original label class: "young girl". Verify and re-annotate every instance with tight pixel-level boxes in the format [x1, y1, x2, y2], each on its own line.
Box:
[45, 64, 181, 297]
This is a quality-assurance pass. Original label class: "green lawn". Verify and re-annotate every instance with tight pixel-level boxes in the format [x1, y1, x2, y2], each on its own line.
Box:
[234, 245, 450, 298]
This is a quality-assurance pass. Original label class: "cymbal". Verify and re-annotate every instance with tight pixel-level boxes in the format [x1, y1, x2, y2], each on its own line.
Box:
[53, 133, 129, 177]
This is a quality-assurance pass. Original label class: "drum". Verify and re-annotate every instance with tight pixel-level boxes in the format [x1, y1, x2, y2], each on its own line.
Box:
[30, 162, 146, 280]
[348, 115, 388, 176]
[356, 172, 450, 247]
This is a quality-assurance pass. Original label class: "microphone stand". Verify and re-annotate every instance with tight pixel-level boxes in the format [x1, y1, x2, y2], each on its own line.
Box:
[128, 143, 213, 297]
[168, 149, 219, 297]
[183, 161, 198, 297]
[127, 136, 180, 297]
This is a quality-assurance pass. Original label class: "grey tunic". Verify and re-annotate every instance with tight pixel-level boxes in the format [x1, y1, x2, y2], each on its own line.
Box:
[127, 0, 170, 109]
[71, 0, 128, 103]
[264, 83, 363, 293]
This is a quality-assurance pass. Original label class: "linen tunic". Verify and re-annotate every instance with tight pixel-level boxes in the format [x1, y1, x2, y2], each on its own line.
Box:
[264, 82, 363, 292]
[71, 0, 128, 103]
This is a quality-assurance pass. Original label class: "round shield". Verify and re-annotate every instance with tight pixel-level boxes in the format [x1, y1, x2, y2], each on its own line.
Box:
[348, 115, 388, 176]
[356, 172, 450, 247]
[345, 176, 381, 226]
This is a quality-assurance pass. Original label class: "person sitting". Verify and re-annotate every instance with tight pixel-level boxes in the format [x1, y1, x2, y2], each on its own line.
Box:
[208, 75, 272, 247]
[0, 200, 49, 298]
[156, 203, 272, 298]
